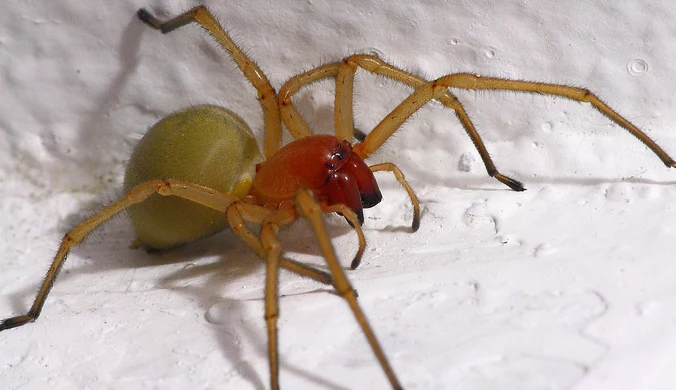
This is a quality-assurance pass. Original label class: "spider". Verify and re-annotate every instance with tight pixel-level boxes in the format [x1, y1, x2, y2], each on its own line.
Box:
[2, 5, 675, 390]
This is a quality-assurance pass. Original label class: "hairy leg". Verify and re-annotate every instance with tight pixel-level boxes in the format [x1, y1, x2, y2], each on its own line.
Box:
[294, 188, 402, 389]
[137, 7, 283, 158]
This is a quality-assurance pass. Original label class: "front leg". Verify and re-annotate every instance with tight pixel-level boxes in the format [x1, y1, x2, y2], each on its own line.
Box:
[137, 7, 283, 158]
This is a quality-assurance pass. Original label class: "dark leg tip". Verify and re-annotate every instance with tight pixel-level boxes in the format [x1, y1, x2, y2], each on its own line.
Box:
[494, 172, 526, 191]
[0, 315, 34, 332]
[344, 209, 364, 229]
[508, 180, 526, 192]
[137, 8, 166, 31]
[412, 217, 420, 232]
[137, 8, 152, 23]
[350, 256, 362, 270]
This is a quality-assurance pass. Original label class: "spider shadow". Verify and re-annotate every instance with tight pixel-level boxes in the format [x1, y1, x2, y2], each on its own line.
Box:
[153, 228, 354, 389]
[51, 206, 358, 390]
[69, 13, 150, 177]
[403, 160, 676, 191]
[156, 245, 350, 390]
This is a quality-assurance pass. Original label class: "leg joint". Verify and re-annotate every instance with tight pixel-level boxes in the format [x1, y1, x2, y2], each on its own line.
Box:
[336, 287, 358, 300]
[155, 180, 173, 196]
[265, 312, 279, 322]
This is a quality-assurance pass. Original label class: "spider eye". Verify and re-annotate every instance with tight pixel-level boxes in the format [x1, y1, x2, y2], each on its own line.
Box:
[332, 144, 346, 160]
[326, 140, 352, 172]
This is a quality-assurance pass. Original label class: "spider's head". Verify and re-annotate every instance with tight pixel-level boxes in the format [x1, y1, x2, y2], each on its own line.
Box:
[251, 135, 381, 224]
[323, 138, 382, 224]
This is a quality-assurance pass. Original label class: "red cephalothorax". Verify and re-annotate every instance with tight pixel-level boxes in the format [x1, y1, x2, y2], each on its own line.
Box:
[251, 134, 382, 223]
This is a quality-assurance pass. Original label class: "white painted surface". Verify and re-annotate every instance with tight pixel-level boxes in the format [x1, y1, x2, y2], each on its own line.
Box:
[2, 1, 676, 389]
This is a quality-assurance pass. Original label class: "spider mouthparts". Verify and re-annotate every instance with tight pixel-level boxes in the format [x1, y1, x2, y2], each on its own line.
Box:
[343, 208, 364, 228]
[361, 189, 382, 208]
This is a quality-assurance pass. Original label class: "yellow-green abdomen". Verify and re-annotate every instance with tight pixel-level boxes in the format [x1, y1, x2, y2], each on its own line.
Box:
[123, 105, 263, 249]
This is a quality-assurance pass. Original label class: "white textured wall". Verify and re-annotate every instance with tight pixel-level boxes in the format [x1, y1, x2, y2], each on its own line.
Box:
[2, 1, 676, 389]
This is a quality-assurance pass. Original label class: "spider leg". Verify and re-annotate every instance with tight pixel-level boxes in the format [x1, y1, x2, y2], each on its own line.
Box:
[227, 198, 367, 272]
[278, 63, 342, 139]
[0, 179, 232, 331]
[0, 180, 330, 332]
[352, 65, 676, 187]
[320, 203, 367, 269]
[337, 55, 526, 190]
[456, 75, 676, 168]
[257, 213, 293, 390]
[294, 188, 403, 389]
[278, 55, 525, 190]
[137, 7, 283, 158]
[246, 200, 365, 387]
[226, 201, 333, 285]
[369, 163, 421, 233]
